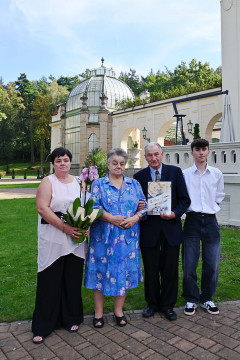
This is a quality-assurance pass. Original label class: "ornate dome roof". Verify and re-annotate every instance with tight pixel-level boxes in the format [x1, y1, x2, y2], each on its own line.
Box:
[66, 65, 134, 112]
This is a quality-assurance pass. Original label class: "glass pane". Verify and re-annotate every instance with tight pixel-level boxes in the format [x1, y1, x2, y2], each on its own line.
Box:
[88, 133, 99, 154]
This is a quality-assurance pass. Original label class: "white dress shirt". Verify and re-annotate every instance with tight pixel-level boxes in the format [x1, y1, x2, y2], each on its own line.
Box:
[183, 163, 225, 214]
[149, 165, 162, 181]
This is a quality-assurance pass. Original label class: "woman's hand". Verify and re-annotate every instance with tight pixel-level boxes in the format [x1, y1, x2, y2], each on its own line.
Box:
[85, 227, 90, 237]
[110, 215, 126, 228]
[63, 223, 86, 239]
[120, 215, 139, 229]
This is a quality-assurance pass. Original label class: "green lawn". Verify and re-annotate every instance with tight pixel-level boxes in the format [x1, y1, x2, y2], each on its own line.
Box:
[0, 183, 40, 189]
[0, 161, 50, 177]
[0, 198, 239, 323]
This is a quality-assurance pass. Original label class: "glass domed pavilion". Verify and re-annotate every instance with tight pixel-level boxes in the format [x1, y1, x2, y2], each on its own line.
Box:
[66, 66, 134, 114]
[57, 62, 134, 169]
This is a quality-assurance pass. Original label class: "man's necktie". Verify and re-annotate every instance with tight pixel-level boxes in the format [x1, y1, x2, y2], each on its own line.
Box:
[155, 170, 160, 182]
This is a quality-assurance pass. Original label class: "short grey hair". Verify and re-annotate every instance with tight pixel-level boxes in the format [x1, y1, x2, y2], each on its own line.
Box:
[107, 148, 128, 163]
[144, 142, 163, 155]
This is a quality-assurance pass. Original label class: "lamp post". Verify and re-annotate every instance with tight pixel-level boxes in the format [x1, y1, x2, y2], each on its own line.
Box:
[173, 114, 188, 145]
[142, 126, 150, 142]
[187, 119, 193, 135]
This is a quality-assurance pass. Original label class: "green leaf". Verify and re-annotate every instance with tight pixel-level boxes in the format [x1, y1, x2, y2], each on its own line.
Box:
[90, 208, 103, 224]
[63, 212, 74, 226]
[85, 199, 94, 216]
[82, 218, 91, 229]
[73, 197, 81, 216]
[77, 217, 83, 228]
[96, 208, 103, 219]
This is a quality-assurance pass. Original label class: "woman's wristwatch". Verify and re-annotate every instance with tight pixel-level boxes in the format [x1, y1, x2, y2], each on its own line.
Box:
[136, 212, 142, 221]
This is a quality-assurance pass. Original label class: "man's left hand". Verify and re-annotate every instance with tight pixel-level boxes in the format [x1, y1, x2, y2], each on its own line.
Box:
[159, 211, 176, 220]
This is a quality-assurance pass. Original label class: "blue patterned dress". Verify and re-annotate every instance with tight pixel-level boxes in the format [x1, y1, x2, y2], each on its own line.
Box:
[84, 174, 147, 296]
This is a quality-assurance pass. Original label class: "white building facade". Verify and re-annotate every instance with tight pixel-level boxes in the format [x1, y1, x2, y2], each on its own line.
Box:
[50, 1, 240, 226]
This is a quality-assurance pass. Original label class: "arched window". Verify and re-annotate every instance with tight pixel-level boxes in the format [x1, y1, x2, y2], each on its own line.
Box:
[184, 152, 189, 163]
[221, 151, 226, 163]
[88, 133, 99, 154]
[212, 151, 217, 164]
[231, 150, 236, 163]
[165, 153, 170, 164]
[174, 153, 180, 164]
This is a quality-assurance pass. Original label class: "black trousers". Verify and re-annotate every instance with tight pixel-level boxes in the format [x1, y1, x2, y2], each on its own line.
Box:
[141, 233, 180, 311]
[32, 253, 84, 337]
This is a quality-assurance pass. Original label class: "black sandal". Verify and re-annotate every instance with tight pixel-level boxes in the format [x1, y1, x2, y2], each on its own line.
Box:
[114, 313, 127, 327]
[33, 335, 45, 344]
[93, 316, 104, 328]
[66, 325, 79, 333]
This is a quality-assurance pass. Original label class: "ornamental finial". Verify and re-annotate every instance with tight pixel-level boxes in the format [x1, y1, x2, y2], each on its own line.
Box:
[101, 57, 104, 66]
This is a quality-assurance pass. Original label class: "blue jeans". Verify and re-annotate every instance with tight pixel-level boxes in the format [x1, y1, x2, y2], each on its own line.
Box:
[182, 213, 221, 304]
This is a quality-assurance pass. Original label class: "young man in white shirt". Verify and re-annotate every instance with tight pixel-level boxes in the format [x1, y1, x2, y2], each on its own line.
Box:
[182, 138, 225, 316]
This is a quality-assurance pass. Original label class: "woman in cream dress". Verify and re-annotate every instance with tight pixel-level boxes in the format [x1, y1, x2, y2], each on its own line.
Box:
[32, 147, 89, 344]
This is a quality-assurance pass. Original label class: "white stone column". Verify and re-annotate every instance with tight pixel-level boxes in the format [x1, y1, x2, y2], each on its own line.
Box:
[99, 110, 109, 152]
[221, 0, 240, 140]
[80, 111, 89, 165]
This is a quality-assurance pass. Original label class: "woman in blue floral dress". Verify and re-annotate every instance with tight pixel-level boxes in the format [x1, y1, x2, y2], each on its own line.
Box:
[84, 148, 147, 327]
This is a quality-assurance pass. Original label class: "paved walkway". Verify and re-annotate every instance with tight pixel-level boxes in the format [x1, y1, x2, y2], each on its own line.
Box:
[0, 179, 40, 199]
[1, 302, 240, 360]
[1, 180, 240, 359]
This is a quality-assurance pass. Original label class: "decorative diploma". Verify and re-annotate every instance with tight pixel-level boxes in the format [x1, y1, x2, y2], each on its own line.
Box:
[147, 181, 172, 215]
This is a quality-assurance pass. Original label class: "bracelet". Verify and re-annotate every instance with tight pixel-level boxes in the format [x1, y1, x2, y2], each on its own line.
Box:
[62, 223, 66, 232]
[136, 212, 142, 221]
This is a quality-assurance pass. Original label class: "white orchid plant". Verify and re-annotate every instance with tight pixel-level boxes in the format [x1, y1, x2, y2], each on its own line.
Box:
[63, 165, 103, 243]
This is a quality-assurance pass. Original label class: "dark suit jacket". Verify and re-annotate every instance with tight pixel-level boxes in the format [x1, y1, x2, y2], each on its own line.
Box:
[134, 164, 190, 247]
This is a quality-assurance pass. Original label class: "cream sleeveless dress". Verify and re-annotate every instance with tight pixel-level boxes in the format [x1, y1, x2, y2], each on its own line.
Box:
[37, 174, 88, 272]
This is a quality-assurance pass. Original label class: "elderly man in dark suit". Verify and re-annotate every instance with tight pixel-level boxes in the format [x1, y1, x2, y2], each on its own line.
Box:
[134, 142, 190, 321]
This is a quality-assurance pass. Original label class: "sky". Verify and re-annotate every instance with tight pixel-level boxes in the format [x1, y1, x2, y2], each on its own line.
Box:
[0, 0, 222, 84]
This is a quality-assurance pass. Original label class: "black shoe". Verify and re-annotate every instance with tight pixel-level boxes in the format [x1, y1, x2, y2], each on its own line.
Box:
[114, 313, 127, 327]
[93, 316, 104, 328]
[66, 325, 79, 333]
[93, 312, 104, 328]
[32, 335, 45, 344]
[161, 308, 177, 321]
[142, 306, 155, 318]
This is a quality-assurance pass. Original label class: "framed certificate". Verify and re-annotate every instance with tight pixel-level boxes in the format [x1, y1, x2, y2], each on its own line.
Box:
[147, 181, 171, 215]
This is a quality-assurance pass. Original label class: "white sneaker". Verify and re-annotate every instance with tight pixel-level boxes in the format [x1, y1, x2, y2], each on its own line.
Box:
[184, 302, 197, 316]
[201, 301, 219, 315]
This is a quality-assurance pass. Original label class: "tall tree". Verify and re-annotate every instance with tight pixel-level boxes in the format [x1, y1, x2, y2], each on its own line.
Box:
[117, 59, 222, 107]
[48, 80, 69, 114]
[15, 74, 38, 164]
[79, 69, 91, 80]
[32, 92, 52, 173]
[56, 75, 80, 91]
[193, 123, 200, 140]
[0, 83, 24, 163]
[119, 69, 143, 95]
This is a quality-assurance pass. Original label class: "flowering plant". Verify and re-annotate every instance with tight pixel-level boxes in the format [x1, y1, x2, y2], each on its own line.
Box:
[80, 165, 99, 184]
[63, 165, 102, 243]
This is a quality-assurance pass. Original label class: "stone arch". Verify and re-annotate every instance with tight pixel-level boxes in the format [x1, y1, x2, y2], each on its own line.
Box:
[157, 119, 178, 146]
[205, 113, 222, 142]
